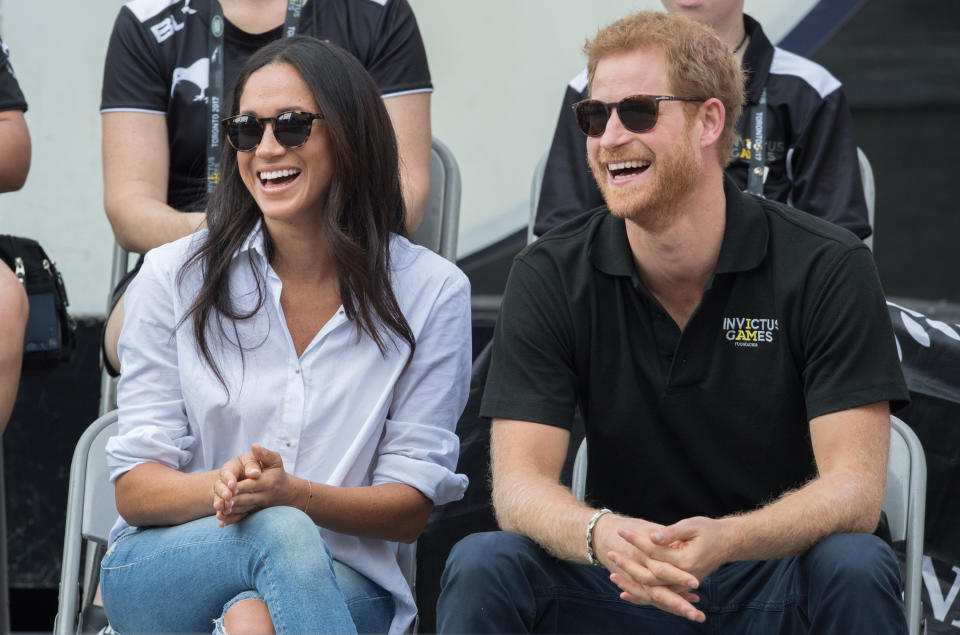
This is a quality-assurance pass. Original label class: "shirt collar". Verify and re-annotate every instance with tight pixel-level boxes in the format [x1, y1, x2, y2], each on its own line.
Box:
[740, 14, 774, 105]
[588, 213, 635, 278]
[713, 174, 768, 275]
[588, 175, 768, 279]
[234, 220, 268, 262]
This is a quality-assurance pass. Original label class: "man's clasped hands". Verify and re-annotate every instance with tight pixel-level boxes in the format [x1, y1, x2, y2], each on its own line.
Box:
[594, 512, 738, 622]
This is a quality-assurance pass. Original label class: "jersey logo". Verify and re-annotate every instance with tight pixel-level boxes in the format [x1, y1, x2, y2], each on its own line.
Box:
[171, 57, 209, 102]
[151, 11, 186, 43]
[723, 316, 779, 348]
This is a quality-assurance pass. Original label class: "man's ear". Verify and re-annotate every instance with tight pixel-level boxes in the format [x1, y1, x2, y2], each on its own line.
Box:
[698, 97, 725, 150]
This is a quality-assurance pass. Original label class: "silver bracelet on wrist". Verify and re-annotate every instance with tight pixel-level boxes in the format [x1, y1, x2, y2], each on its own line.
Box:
[586, 508, 612, 566]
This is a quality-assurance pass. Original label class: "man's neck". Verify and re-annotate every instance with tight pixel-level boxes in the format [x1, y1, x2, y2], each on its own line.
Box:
[624, 168, 726, 329]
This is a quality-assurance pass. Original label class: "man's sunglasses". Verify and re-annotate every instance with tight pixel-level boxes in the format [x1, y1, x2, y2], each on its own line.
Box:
[572, 94, 705, 137]
[221, 110, 325, 152]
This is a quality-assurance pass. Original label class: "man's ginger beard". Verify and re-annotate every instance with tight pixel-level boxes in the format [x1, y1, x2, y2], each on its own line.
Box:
[589, 115, 702, 232]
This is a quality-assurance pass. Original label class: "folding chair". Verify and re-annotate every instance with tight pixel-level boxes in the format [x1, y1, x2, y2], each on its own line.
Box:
[571, 414, 927, 635]
[54, 410, 118, 635]
[887, 415, 928, 635]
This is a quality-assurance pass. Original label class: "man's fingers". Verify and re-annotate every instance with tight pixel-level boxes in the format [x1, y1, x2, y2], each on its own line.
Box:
[608, 549, 699, 590]
[611, 574, 704, 623]
[650, 518, 699, 546]
[609, 573, 650, 605]
[646, 585, 705, 623]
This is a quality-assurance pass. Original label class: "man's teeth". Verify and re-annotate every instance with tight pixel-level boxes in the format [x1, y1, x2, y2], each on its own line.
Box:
[608, 160, 650, 172]
[259, 168, 301, 181]
[608, 159, 650, 181]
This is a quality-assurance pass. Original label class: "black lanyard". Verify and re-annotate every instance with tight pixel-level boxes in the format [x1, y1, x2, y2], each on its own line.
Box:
[745, 88, 767, 197]
[206, 0, 303, 194]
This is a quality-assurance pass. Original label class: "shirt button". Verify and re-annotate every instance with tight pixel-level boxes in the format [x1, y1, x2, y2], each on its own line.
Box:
[295, 369, 300, 374]
[285, 441, 293, 448]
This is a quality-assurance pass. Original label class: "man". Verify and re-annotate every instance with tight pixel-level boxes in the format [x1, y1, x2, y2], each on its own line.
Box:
[438, 11, 908, 634]
[534, 0, 870, 240]
[0, 35, 30, 435]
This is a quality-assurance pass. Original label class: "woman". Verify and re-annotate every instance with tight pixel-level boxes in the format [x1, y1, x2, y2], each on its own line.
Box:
[100, 36, 470, 635]
[101, 0, 434, 376]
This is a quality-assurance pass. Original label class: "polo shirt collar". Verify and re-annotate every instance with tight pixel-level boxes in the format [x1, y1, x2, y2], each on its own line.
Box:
[588, 175, 768, 278]
[589, 213, 635, 278]
[713, 174, 768, 275]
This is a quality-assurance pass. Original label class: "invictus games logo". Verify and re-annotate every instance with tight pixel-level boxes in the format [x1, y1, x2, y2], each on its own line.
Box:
[723, 316, 779, 348]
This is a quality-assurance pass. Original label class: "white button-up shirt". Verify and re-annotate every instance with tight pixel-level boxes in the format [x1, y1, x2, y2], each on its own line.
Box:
[106, 225, 471, 634]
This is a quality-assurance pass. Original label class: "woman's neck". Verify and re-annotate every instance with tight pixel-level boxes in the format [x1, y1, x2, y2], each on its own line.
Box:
[266, 220, 336, 285]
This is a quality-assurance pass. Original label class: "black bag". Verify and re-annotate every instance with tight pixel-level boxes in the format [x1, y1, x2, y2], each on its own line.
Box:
[0, 235, 75, 365]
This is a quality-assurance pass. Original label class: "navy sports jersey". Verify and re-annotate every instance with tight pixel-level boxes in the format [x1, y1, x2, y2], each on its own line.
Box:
[101, 0, 431, 211]
[0, 36, 27, 112]
[535, 15, 869, 239]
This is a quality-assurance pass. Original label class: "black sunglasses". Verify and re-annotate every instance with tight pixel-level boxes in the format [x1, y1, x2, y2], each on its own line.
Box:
[572, 94, 705, 137]
[221, 110, 325, 152]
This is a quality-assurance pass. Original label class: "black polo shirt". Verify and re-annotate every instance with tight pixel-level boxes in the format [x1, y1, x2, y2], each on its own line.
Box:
[481, 177, 908, 526]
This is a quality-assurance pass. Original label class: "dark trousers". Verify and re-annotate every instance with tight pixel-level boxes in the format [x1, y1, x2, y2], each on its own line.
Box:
[437, 530, 907, 634]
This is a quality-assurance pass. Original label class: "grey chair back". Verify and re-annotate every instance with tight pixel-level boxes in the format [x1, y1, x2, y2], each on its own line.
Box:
[886, 415, 927, 635]
[571, 414, 927, 635]
[410, 137, 461, 262]
[55, 411, 118, 634]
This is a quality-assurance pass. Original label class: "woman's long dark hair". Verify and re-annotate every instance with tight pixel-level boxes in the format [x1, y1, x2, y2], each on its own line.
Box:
[179, 36, 415, 388]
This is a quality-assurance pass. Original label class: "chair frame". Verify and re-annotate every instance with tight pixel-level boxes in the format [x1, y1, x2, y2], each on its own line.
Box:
[572, 414, 927, 635]
[55, 411, 118, 635]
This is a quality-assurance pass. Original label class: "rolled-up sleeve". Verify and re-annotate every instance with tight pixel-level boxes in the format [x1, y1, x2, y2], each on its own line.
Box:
[106, 249, 194, 482]
[371, 274, 471, 505]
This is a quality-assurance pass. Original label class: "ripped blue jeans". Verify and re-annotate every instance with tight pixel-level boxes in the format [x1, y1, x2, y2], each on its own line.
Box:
[100, 506, 394, 634]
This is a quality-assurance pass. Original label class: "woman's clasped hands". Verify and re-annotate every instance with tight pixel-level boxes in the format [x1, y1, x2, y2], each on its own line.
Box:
[212, 443, 307, 527]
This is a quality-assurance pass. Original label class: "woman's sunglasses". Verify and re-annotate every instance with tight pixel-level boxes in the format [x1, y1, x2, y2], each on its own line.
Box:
[572, 94, 705, 137]
[221, 110, 325, 152]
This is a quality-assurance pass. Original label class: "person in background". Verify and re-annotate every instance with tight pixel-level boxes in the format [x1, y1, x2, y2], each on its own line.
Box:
[100, 0, 433, 376]
[100, 36, 470, 635]
[534, 0, 870, 241]
[438, 11, 906, 634]
[0, 35, 31, 435]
